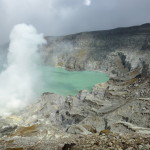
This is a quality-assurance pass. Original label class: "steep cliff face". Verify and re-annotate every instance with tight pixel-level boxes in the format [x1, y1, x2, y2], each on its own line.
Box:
[42, 23, 150, 78]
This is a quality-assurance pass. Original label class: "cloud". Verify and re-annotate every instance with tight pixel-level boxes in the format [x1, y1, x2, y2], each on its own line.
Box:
[84, 0, 92, 6]
[0, 0, 150, 44]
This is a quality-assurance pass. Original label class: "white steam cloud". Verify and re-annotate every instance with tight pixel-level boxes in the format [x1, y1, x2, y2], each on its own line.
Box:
[0, 24, 46, 115]
[84, 0, 92, 6]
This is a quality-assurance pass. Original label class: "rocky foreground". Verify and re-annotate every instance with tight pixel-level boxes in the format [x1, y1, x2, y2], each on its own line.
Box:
[0, 132, 150, 150]
[0, 23, 150, 149]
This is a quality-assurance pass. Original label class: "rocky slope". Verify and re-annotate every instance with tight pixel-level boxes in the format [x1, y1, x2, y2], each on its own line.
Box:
[0, 23, 150, 149]
[42, 23, 150, 77]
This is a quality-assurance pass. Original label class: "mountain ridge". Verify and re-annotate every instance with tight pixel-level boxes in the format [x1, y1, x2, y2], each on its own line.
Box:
[45, 23, 150, 39]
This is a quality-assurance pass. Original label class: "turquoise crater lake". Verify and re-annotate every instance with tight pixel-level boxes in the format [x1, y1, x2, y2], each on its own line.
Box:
[40, 66, 109, 96]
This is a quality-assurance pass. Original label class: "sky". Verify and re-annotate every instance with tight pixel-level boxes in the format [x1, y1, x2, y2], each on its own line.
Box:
[0, 0, 150, 44]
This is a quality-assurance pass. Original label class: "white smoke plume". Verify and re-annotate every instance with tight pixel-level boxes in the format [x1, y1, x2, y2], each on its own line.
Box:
[0, 24, 46, 115]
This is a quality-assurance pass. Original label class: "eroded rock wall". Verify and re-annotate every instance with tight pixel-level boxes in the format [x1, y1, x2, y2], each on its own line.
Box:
[42, 23, 150, 78]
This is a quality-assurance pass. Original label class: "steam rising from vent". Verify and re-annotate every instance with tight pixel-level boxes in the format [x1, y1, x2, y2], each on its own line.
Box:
[0, 24, 46, 115]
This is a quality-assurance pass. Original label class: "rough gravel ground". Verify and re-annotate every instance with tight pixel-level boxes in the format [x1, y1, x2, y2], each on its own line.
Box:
[0, 132, 150, 150]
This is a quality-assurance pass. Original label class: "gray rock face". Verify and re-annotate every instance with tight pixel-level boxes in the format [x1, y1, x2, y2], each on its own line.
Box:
[0, 117, 17, 138]
[41, 23, 150, 77]
[5, 76, 148, 136]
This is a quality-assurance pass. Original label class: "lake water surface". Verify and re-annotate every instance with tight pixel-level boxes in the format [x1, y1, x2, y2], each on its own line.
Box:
[40, 66, 109, 96]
